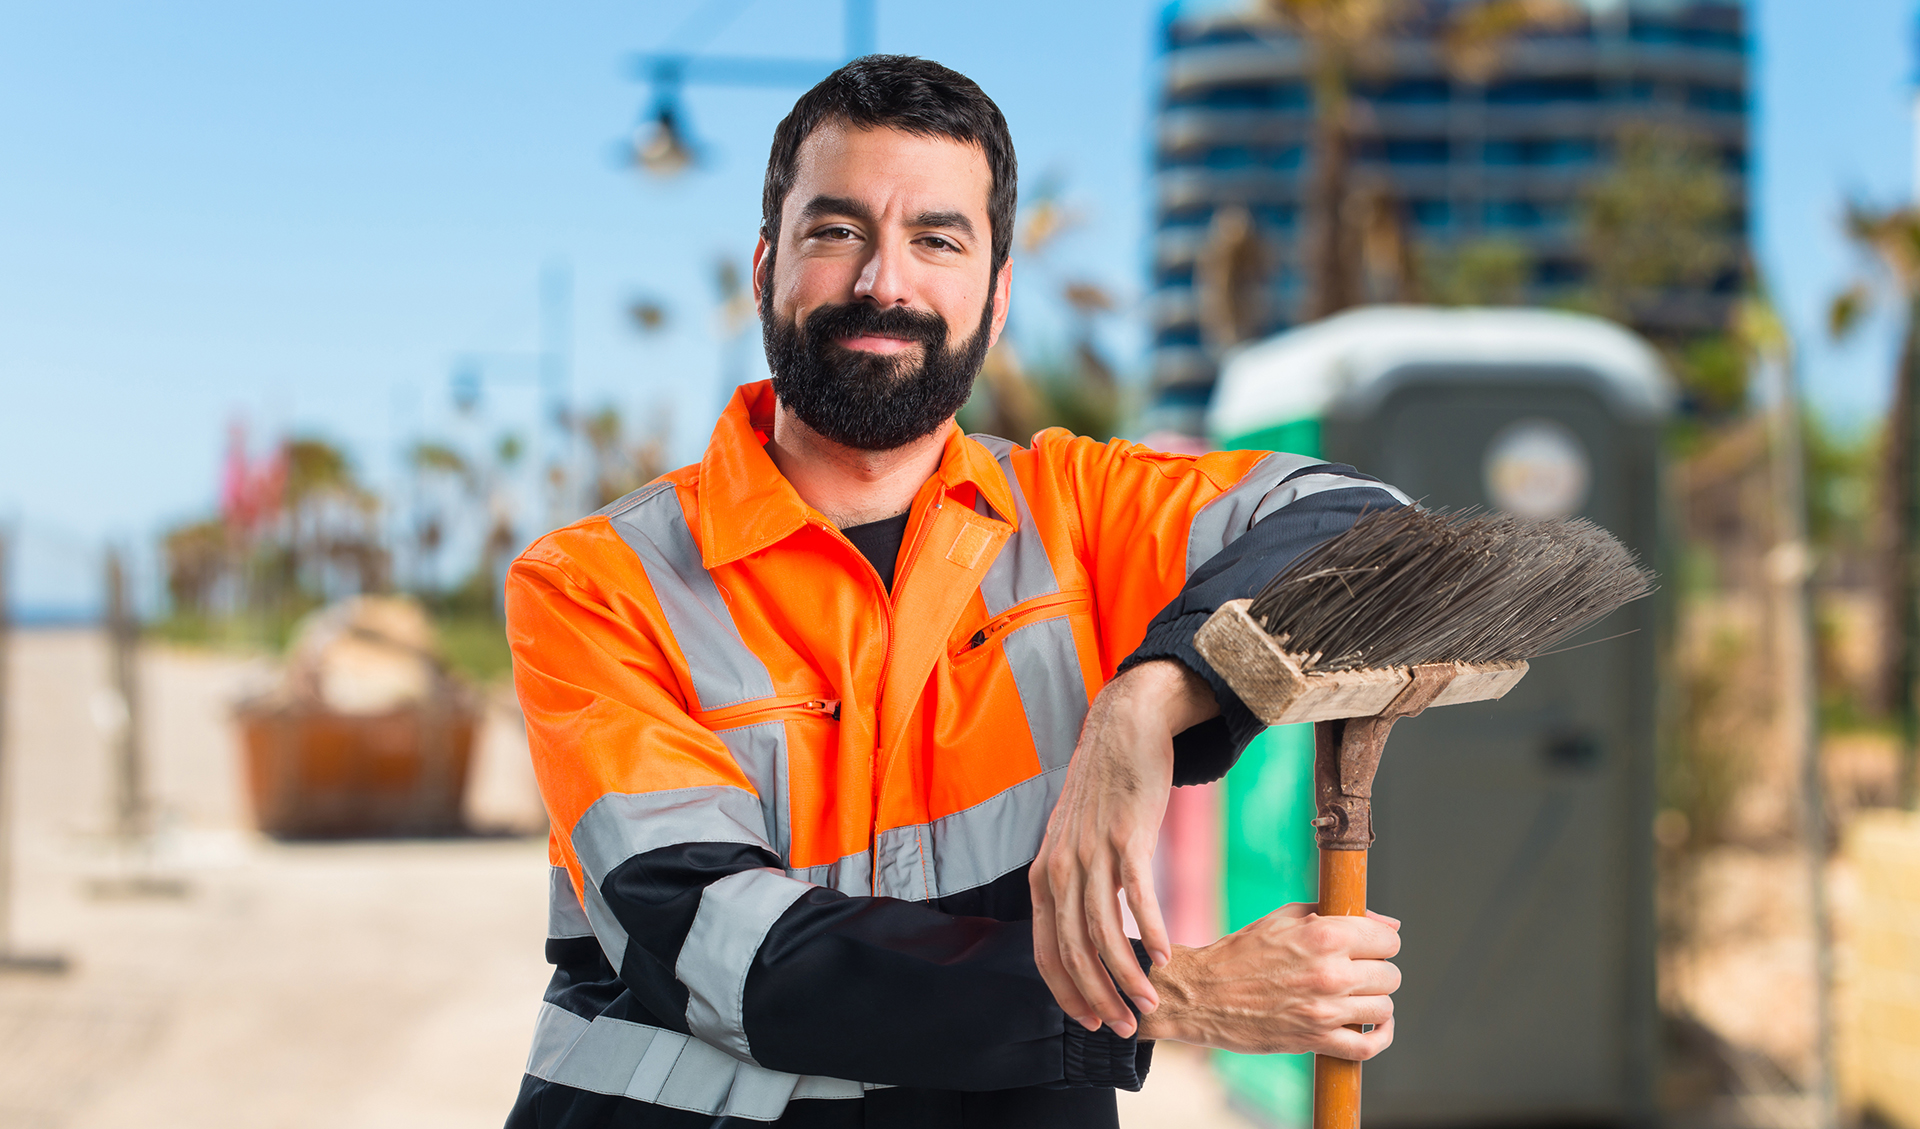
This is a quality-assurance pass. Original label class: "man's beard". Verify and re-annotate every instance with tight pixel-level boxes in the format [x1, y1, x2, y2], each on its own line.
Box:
[762, 269, 995, 452]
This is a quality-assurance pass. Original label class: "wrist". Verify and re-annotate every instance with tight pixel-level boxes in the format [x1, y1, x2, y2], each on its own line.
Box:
[1137, 945, 1200, 1043]
[1108, 660, 1219, 737]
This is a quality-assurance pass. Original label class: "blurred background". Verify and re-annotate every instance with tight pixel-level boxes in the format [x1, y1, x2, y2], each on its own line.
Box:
[1, 0, 1917, 1127]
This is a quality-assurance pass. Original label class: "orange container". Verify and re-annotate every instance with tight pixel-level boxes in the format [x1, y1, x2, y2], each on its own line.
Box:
[235, 696, 477, 837]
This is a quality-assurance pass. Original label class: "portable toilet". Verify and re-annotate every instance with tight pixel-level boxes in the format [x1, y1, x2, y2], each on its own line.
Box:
[1205, 306, 1670, 1128]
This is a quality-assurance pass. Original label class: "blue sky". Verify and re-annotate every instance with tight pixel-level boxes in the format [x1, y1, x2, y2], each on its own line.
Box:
[0, 0, 1910, 613]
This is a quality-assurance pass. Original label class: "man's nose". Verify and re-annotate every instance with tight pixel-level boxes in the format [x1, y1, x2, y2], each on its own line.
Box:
[852, 238, 912, 307]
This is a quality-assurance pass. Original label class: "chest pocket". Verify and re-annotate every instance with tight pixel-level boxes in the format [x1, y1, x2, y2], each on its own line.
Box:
[946, 594, 1091, 774]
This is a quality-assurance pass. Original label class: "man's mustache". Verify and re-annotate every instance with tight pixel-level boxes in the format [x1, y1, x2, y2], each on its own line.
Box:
[801, 302, 949, 351]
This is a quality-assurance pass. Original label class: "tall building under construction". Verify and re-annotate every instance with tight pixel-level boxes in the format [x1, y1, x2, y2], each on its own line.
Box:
[1145, 0, 1750, 436]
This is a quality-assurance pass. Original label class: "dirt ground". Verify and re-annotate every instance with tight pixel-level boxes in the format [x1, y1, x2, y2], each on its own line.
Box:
[0, 629, 1250, 1129]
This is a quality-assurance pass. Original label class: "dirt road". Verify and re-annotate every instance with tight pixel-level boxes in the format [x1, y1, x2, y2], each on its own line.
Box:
[0, 630, 551, 1128]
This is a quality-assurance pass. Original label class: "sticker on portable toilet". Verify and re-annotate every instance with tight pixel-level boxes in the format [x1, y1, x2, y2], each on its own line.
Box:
[1484, 419, 1590, 519]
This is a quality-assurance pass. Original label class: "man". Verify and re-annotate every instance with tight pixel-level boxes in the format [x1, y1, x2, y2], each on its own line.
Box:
[505, 56, 1409, 1129]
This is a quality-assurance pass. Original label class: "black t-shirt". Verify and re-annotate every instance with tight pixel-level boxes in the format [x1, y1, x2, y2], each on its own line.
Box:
[841, 511, 911, 593]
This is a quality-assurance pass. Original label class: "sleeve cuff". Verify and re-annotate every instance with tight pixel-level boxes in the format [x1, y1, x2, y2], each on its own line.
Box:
[1119, 612, 1265, 786]
[1059, 939, 1157, 1091]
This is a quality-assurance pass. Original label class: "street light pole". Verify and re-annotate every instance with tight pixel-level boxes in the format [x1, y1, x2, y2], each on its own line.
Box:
[625, 0, 878, 177]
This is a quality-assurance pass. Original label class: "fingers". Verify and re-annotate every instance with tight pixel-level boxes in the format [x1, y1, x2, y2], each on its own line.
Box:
[1330, 992, 1395, 1030]
[1346, 956, 1402, 998]
[1084, 867, 1155, 1020]
[1030, 861, 1099, 1030]
[1304, 913, 1402, 961]
[1122, 854, 1171, 971]
[1313, 1015, 1396, 1062]
[1057, 855, 1137, 1036]
[1365, 908, 1401, 930]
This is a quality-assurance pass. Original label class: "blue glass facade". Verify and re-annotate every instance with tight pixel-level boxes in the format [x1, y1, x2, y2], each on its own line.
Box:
[1145, 0, 1750, 436]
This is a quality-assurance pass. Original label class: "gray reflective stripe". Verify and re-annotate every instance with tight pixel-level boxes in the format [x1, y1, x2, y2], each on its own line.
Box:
[1183, 452, 1322, 578]
[581, 879, 632, 976]
[570, 786, 774, 975]
[549, 866, 593, 940]
[930, 767, 1062, 897]
[789, 850, 872, 896]
[873, 767, 1065, 902]
[523, 1002, 876, 1121]
[1249, 472, 1412, 525]
[677, 868, 813, 1063]
[874, 820, 930, 901]
[572, 785, 772, 887]
[717, 722, 790, 863]
[1003, 616, 1089, 772]
[603, 481, 777, 712]
[969, 435, 1062, 615]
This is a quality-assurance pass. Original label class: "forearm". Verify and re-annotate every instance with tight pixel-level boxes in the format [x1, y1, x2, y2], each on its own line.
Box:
[591, 835, 1146, 1091]
[739, 887, 1150, 1090]
[1092, 659, 1219, 745]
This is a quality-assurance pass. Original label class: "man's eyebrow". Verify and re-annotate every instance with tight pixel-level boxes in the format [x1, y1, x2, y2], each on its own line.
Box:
[796, 195, 875, 226]
[910, 210, 976, 239]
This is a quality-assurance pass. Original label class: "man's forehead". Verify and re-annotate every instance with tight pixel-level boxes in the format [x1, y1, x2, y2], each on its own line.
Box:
[786, 122, 991, 222]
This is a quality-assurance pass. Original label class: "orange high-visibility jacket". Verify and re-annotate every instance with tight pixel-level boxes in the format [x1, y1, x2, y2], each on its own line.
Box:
[504, 381, 1406, 1128]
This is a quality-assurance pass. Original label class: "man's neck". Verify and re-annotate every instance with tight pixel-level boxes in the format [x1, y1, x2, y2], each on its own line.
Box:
[764, 403, 951, 528]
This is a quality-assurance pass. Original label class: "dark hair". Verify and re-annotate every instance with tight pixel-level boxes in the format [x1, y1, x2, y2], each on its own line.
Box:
[761, 55, 1017, 275]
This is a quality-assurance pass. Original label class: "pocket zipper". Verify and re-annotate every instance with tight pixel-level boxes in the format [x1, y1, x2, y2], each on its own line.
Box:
[694, 694, 842, 731]
[958, 593, 1082, 656]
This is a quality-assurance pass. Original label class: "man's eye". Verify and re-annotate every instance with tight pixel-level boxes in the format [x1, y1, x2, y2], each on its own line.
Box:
[817, 226, 858, 240]
[921, 236, 959, 252]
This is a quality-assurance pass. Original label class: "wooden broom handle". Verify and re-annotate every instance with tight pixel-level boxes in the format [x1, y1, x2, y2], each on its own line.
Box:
[1307, 672, 1449, 1129]
[1314, 847, 1368, 1129]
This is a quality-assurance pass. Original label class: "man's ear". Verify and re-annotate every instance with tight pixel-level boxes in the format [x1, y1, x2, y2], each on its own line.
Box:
[986, 258, 1013, 349]
[751, 235, 772, 315]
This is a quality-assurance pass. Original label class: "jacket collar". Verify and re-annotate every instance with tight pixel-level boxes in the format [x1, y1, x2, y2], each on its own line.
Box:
[696, 381, 1019, 570]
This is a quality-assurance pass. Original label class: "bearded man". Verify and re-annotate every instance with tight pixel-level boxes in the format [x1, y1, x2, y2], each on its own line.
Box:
[504, 55, 1408, 1129]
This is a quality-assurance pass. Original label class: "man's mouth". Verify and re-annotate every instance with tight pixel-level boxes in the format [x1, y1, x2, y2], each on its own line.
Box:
[836, 333, 920, 355]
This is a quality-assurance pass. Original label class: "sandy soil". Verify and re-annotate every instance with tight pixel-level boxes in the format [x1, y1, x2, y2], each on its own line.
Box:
[0, 629, 1250, 1129]
[0, 630, 553, 1129]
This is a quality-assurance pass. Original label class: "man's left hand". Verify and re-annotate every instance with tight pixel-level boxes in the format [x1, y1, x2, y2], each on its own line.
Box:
[1030, 659, 1218, 1038]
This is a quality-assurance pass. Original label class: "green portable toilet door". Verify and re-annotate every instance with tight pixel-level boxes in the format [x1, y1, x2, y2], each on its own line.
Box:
[1321, 375, 1658, 1125]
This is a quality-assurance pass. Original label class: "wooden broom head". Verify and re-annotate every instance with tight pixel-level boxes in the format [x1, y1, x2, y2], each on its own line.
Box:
[1195, 506, 1655, 725]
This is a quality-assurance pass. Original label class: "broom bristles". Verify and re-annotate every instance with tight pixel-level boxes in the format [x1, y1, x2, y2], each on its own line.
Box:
[1247, 506, 1654, 673]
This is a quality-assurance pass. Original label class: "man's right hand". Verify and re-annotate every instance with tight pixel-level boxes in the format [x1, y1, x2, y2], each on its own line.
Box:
[1137, 902, 1402, 1059]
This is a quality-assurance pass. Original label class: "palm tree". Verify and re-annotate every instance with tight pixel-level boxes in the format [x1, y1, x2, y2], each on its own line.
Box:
[1258, 0, 1576, 322]
[1260, 0, 1399, 320]
[1830, 203, 1920, 808]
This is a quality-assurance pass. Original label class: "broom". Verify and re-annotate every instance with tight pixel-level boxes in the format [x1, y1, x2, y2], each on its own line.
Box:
[1193, 505, 1653, 1129]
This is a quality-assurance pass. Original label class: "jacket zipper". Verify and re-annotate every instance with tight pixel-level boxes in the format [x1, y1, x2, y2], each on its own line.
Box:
[870, 498, 941, 895]
[693, 694, 841, 731]
[867, 499, 940, 894]
[807, 500, 944, 896]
